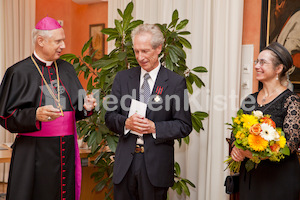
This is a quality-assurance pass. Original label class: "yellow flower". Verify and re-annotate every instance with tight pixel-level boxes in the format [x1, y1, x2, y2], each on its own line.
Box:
[234, 117, 241, 125]
[240, 133, 246, 139]
[235, 131, 242, 139]
[248, 134, 268, 151]
[241, 114, 258, 130]
[277, 136, 286, 148]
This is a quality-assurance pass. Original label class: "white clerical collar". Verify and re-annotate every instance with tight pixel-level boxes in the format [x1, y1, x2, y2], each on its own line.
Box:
[34, 51, 53, 67]
[140, 63, 161, 81]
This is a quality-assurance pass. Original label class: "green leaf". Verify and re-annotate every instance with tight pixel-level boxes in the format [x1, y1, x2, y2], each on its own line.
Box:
[106, 34, 119, 42]
[117, 52, 127, 61]
[183, 136, 189, 144]
[186, 74, 194, 85]
[168, 18, 179, 29]
[101, 28, 118, 35]
[82, 37, 93, 56]
[165, 56, 174, 71]
[179, 180, 190, 196]
[91, 141, 99, 153]
[280, 145, 290, 156]
[168, 48, 179, 63]
[115, 20, 123, 35]
[172, 10, 179, 22]
[191, 114, 203, 132]
[178, 31, 191, 35]
[168, 10, 179, 28]
[190, 73, 205, 88]
[124, 2, 133, 17]
[233, 141, 246, 150]
[96, 58, 119, 70]
[193, 111, 209, 119]
[176, 19, 189, 30]
[117, 9, 123, 18]
[60, 53, 77, 61]
[123, 2, 134, 31]
[101, 62, 118, 71]
[94, 180, 107, 192]
[126, 20, 144, 32]
[83, 55, 92, 65]
[171, 181, 179, 190]
[177, 138, 182, 147]
[186, 78, 193, 94]
[178, 36, 192, 49]
[237, 109, 244, 115]
[106, 135, 118, 152]
[169, 45, 186, 59]
[174, 162, 181, 176]
[96, 128, 103, 144]
[87, 130, 97, 147]
[87, 77, 93, 91]
[184, 179, 196, 188]
[175, 183, 182, 195]
[192, 66, 208, 73]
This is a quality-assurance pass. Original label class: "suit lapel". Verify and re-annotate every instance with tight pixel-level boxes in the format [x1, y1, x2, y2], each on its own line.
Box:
[128, 67, 141, 101]
[146, 66, 169, 116]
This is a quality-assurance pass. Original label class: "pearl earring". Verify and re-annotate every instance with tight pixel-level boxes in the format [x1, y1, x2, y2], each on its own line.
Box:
[276, 74, 279, 80]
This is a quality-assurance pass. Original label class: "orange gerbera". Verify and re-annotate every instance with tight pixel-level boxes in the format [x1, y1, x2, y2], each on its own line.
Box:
[248, 134, 268, 151]
[260, 117, 276, 128]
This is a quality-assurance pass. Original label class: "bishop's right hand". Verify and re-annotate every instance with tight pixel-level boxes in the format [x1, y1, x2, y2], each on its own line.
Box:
[36, 105, 62, 122]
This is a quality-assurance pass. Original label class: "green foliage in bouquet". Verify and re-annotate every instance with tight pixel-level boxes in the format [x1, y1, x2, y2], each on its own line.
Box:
[61, 2, 207, 199]
[225, 109, 290, 173]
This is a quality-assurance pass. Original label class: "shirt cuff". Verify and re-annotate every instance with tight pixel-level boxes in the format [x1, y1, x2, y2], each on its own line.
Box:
[124, 127, 130, 135]
[152, 133, 156, 139]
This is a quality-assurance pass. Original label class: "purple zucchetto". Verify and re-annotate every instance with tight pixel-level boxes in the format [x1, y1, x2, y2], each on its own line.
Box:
[35, 16, 61, 30]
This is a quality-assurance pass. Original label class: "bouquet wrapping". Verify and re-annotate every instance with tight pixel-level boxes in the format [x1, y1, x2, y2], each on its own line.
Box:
[225, 109, 290, 173]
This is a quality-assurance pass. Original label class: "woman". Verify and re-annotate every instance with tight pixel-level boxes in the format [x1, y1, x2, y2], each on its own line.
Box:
[231, 42, 300, 200]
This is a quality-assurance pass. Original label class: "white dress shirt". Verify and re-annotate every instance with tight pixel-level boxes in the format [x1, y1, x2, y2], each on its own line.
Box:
[125, 63, 161, 144]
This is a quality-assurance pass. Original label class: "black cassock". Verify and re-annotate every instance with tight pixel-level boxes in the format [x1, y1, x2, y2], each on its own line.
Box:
[0, 54, 90, 200]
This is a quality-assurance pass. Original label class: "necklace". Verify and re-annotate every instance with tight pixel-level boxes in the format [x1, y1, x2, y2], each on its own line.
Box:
[259, 88, 279, 107]
[31, 55, 64, 116]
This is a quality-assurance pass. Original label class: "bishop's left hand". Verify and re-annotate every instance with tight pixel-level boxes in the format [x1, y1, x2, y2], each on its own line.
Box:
[83, 93, 97, 111]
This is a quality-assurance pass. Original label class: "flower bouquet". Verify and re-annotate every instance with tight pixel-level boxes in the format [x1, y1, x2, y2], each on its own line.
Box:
[225, 109, 290, 173]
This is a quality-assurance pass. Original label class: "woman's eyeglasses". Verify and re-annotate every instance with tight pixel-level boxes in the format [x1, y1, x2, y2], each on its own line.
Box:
[254, 59, 270, 66]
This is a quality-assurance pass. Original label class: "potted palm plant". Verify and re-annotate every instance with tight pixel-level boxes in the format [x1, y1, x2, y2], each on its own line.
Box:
[61, 2, 208, 199]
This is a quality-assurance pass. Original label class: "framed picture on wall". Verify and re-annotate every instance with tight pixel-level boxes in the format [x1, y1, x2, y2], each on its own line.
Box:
[89, 23, 105, 60]
[260, 0, 300, 93]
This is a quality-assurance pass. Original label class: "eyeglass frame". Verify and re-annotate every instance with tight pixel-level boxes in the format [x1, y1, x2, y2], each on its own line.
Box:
[253, 59, 271, 66]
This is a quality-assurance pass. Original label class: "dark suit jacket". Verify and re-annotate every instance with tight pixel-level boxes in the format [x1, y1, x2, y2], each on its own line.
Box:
[105, 66, 192, 187]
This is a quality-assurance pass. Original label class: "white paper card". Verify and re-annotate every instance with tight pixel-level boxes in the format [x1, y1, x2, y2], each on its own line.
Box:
[128, 99, 147, 136]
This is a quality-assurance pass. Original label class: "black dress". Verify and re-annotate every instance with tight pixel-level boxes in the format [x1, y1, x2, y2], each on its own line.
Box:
[239, 89, 300, 200]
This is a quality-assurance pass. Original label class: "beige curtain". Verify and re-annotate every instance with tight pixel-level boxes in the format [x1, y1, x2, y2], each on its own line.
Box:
[0, 0, 35, 182]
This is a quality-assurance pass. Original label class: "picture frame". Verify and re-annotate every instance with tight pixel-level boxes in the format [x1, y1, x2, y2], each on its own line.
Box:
[89, 23, 105, 60]
[260, 0, 300, 93]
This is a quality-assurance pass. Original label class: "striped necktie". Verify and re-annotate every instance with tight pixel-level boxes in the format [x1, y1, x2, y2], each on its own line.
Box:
[141, 73, 151, 103]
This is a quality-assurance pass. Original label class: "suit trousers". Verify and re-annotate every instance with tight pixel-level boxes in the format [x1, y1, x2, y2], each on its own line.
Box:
[114, 153, 168, 200]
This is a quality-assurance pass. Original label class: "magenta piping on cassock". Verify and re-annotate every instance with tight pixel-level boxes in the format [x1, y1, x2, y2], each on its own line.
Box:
[18, 111, 82, 200]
